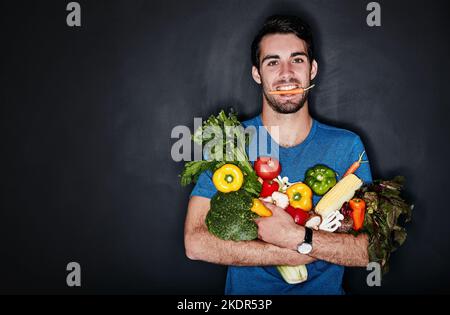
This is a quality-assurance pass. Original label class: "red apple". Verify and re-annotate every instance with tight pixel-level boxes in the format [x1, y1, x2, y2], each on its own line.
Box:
[254, 156, 281, 180]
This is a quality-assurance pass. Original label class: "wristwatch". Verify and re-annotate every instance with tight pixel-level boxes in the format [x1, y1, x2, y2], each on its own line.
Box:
[297, 227, 313, 254]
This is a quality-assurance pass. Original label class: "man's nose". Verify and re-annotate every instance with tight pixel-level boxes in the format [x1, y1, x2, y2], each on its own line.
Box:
[278, 61, 294, 80]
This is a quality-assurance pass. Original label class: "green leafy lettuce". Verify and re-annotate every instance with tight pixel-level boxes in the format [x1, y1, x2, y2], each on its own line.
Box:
[180, 110, 261, 197]
[356, 176, 413, 275]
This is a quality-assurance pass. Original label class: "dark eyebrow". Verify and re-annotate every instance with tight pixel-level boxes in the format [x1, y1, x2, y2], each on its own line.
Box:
[261, 52, 309, 65]
[291, 52, 309, 59]
[261, 54, 279, 64]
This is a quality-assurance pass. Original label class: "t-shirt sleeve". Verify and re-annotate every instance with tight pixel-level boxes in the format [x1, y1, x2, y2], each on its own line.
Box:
[190, 170, 217, 199]
[348, 136, 373, 184]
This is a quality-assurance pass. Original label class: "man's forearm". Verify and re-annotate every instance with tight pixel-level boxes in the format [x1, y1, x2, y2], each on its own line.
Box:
[309, 230, 369, 267]
[185, 227, 315, 266]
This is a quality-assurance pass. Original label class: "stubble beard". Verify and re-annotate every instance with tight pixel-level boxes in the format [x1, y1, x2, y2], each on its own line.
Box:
[263, 89, 309, 114]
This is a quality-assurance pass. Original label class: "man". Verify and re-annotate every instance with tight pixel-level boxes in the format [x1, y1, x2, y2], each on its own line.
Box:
[184, 15, 372, 295]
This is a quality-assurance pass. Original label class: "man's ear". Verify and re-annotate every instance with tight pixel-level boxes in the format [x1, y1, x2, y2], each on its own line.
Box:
[310, 59, 318, 80]
[252, 66, 262, 84]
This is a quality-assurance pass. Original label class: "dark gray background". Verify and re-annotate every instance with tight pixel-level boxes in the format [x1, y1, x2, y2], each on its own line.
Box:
[1, 0, 449, 294]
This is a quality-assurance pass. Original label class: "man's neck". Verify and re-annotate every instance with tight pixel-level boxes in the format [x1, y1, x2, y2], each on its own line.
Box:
[261, 101, 313, 148]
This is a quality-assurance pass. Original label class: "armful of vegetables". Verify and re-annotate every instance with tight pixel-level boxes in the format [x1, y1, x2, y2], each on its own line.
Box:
[180, 111, 413, 281]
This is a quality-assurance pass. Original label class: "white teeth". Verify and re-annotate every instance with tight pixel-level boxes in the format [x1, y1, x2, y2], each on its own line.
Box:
[276, 85, 299, 91]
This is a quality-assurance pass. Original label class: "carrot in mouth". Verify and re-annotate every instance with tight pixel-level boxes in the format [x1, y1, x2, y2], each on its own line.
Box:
[268, 88, 304, 95]
[268, 84, 315, 95]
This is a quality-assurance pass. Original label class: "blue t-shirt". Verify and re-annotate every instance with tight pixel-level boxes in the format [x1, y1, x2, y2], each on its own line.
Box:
[190, 114, 372, 295]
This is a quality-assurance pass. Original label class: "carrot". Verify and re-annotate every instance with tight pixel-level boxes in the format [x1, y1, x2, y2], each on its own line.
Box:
[268, 84, 315, 95]
[343, 151, 367, 177]
[268, 88, 304, 95]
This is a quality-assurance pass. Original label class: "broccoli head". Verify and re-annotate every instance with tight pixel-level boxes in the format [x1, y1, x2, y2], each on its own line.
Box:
[205, 190, 259, 241]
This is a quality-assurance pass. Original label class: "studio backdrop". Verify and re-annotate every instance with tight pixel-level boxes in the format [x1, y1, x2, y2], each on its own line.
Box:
[1, 0, 450, 294]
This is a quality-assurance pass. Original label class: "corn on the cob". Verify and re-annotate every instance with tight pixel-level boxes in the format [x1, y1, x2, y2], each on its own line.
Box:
[315, 174, 363, 218]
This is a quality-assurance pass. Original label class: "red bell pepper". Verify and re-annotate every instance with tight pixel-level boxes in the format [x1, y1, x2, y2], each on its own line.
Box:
[260, 180, 280, 198]
[349, 198, 366, 231]
[285, 205, 310, 226]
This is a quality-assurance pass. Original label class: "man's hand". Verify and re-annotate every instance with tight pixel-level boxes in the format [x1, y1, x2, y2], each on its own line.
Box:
[255, 202, 305, 251]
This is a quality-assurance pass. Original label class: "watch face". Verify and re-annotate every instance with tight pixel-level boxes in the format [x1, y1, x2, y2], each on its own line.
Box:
[298, 243, 313, 254]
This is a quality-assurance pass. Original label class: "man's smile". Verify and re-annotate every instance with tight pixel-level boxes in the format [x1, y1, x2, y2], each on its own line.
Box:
[275, 84, 300, 91]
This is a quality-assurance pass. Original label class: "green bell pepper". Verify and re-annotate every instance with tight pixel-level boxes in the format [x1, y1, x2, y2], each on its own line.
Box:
[305, 164, 337, 195]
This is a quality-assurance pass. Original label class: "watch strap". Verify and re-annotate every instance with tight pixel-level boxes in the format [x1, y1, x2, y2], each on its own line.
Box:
[304, 226, 313, 244]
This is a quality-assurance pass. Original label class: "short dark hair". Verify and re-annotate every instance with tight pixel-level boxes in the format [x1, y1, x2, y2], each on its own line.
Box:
[251, 15, 315, 68]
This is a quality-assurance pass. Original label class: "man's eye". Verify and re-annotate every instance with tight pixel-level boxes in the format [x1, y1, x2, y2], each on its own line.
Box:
[267, 60, 278, 66]
[293, 58, 304, 63]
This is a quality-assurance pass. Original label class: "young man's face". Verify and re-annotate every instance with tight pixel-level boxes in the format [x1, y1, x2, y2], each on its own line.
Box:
[252, 33, 318, 114]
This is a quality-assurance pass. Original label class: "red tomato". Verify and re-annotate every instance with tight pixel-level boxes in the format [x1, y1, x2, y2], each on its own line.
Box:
[254, 157, 281, 180]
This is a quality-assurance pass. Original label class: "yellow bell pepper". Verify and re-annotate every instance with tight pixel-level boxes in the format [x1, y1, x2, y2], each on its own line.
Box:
[212, 164, 244, 193]
[251, 199, 272, 217]
[286, 183, 313, 211]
